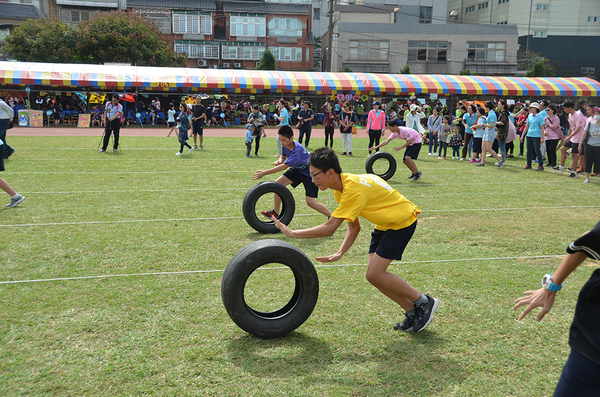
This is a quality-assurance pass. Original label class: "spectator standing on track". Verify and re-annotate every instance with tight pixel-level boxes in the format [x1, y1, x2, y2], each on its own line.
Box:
[461, 105, 477, 161]
[297, 101, 314, 148]
[426, 106, 442, 156]
[544, 104, 565, 169]
[521, 103, 546, 171]
[191, 97, 206, 149]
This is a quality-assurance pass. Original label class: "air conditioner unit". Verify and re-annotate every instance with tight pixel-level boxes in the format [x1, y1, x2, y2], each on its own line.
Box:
[197, 60, 207, 67]
[234, 62, 242, 68]
[222, 62, 231, 68]
[208, 65, 218, 69]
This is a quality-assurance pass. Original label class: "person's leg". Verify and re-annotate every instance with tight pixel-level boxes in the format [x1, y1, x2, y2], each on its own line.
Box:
[365, 253, 420, 311]
[486, 141, 501, 161]
[254, 135, 261, 156]
[198, 126, 204, 148]
[113, 121, 121, 150]
[368, 130, 377, 153]
[443, 142, 448, 158]
[547, 139, 558, 167]
[272, 175, 293, 213]
[519, 134, 525, 155]
[403, 157, 418, 174]
[480, 140, 488, 164]
[305, 196, 331, 217]
[341, 133, 348, 154]
[298, 128, 305, 145]
[533, 138, 543, 169]
[499, 140, 506, 163]
[102, 124, 111, 151]
[428, 133, 434, 154]
[526, 137, 534, 167]
[507, 140, 514, 156]
[348, 135, 353, 155]
[246, 141, 252, 156]
[0, 177, 16, 197]
[461, 134, 471, 159]
[433, 133, 439, 153]
[179, 143, 185, 153]
[468, 135, 474, 157]
[553, 349, 600, 397]
[305, 127, 312, 147]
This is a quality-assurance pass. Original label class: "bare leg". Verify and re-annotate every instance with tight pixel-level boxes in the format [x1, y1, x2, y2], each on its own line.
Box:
[273, 175, 293, 213]
[485, 141, 501, 162]
[403, 157, 418, 174]
[570, 153, 579, 170]
[365, 253, 420, 311]
[305, 196, 331, 217]
[0, 178, 17, 197]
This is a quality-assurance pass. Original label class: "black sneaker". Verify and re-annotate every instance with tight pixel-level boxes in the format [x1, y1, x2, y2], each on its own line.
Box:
[412, 295, 439, 333]
[568, 172, 577, 178]
[393, 313, 414, 332]
[408, 173, 416, 180]
[413, 171, 423, 181]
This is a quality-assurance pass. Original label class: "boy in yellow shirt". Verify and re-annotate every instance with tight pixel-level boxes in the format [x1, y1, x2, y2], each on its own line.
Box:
[272, 147, 439, 332]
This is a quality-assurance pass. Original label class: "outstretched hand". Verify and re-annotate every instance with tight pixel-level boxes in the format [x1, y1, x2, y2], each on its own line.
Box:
[368, 147, 376, 152]
[394, 147, 402, 152]
[252, 170, 265, 180]
[513, 287, 556, 321]
[315, 252, 343, 263]
[272, 215, 293, 237]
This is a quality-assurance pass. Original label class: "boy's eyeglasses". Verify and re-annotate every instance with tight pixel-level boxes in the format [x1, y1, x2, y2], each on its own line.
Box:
[310, 171, 324, 178]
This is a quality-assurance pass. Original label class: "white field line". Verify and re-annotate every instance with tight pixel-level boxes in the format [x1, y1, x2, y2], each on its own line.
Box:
[1, 206, 598, 228]
[0, 254, 563, 285]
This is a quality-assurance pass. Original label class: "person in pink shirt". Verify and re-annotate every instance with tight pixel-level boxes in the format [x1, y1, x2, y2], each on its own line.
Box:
[561, 100, 587, 177]
[544, 104, 566, 169]
[367, 101, 386, 155]
[369, 120, 423, 181]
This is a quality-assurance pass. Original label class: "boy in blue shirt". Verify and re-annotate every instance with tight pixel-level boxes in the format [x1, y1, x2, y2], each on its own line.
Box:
[252, 125, 331, 219]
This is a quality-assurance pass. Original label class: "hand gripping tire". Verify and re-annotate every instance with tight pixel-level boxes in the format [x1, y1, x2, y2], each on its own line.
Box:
[243, 181, 295, 234]
[221, 239, 319, 338]
[365, 151, 397, 181]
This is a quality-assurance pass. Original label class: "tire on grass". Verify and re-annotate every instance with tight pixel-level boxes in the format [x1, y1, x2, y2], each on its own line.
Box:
[365, 151, 397, 181]
[221, 239, 319, 338]
[243, 181, 295, 234]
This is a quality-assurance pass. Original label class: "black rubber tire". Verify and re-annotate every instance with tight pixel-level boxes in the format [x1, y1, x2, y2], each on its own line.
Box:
[243, 181, 296, 234]
[365, 151, 397, 181]
[221, 239, 319, 338]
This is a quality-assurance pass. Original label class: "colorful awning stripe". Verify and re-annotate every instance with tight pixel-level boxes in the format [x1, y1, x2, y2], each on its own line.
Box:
[1, 61, 598, 97]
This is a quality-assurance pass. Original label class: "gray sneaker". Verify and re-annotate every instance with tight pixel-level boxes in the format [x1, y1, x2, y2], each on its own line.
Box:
[413, 171, 423, 181]
[6, 194, 25, 208]
[393, 313, 414, 332]
[412, 295, 439, 333]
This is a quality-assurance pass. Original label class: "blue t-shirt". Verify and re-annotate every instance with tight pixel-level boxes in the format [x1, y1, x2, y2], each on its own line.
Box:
[463, 113, 478, 135]
[539, 109, 548, 119]
[526, 113, 546, 138]
[279, 108, 290, 126]
[282, 141, 310, 177]
[245, 129, 254, 143]
[485, 110, 497, 134]
[473, 116, 486, 138]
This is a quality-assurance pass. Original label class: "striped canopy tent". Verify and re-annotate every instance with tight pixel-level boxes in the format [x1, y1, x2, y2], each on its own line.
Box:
[1, 61, 599, 97]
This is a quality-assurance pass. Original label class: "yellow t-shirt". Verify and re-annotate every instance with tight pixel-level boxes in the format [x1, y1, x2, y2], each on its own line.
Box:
[332, 174, 420, 231]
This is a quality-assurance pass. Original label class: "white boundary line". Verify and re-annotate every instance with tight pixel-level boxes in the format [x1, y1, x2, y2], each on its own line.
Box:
[0, 254, 563, 285]
[1, 206, 598, 228]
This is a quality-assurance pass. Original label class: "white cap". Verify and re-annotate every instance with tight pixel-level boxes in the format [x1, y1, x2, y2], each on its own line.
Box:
[410, 104, 418, 112]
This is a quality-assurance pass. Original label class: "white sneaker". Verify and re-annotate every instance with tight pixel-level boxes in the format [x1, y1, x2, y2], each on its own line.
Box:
[459, 158, 465, 161]
[189, 147, 194, 154]
[584, 179, 590, 183]
[176, 152, 182, 156]
[428, 153, 433, 156]
[6, 194, 25, 208]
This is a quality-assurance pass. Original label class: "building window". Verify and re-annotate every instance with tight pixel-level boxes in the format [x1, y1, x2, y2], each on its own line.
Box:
[478, 2, 489, 10]
[419, 6, 432, 23]
[268, 18, 303, 37]
[348, 40, 389, 61]
[587, 16, 599, 22]
[498, 0, 509, 3]
[173, 13, 213, 35]
[496, 21, 508, 24]
[408, 42, 448, 62]
[533, 31, 547, 37]
[230, 14, 266, 37]
[465, 5, 475, 13]
[174, 42, 220, 59]
[535, 4, 549, 10]
[270, 47, 303, 61]
[466, 42, 505, 62]
[222, 44, 265, 60]
[314, 8, 320, 20]
[70, 10, 90, 23]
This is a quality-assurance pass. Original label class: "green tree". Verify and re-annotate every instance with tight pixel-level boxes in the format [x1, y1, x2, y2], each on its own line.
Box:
[256, 49, 276, 70]
[524, 59, 555, 77]
[400, 65, 411, 74]
[75, 11, 185, 67]
[5, 19, 78, 63]
[341, 66, 352, 72]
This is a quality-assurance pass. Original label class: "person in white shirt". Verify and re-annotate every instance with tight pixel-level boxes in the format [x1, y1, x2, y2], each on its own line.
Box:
[0, 136, 24, 207]
[0, 98, 15, 159]
[101, 96, 123, 153]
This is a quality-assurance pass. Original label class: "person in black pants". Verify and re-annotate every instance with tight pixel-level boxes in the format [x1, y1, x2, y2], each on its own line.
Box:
[514, 220, 600, 396]
[101, 96, 123, 153]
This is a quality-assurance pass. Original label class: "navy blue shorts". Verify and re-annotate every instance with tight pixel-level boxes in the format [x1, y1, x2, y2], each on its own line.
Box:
[404, 143, 421, 160]
[283, 168, 319, 198]
[168, 122, 176, 127]
[0, 145, 4, 172]
[369, 221, 417, 260]
[472, 137, 483, 153]
[554, 349, 600, 397]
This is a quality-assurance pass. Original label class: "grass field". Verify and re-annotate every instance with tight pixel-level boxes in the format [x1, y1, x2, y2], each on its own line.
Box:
[1, 135, 599, 396]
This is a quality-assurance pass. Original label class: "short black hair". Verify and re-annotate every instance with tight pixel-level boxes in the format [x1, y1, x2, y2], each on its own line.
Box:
[252, 105, 259, 110]
[540, 100, 549, 107]
[278, 125, 294, 139]
[308, 147, 342, 175]
[563, 100, 575, 109]
[388, 119, 399, 127]
[484, 101, 495, 110]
